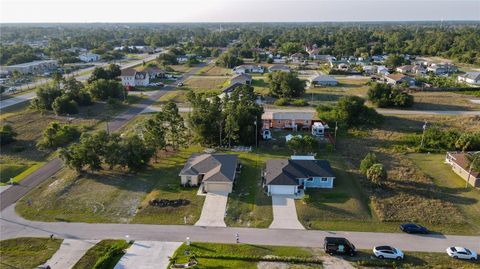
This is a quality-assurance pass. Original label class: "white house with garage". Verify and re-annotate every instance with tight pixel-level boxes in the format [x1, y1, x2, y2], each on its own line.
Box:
[79, 52, 101, 62]
[264, 156, 335, 196]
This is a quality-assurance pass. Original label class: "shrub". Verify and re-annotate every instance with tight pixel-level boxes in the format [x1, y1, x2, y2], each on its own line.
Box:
[368, 83, 414, 108]
[0, 124, 17, 145]
[37, 122, 81, 150]
[360, 152, 378, 174]
[317, 96, 383, 128]
[52, 95, 79, 115]
[367, 163, 387, 185]
[291, 99, 308, 106]
[274, 98, 289, 106]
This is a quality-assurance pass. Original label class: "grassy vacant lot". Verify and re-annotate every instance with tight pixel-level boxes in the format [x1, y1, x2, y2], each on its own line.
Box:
[170, 64, 195, 73]
[252, 77, 270, 95]
[410, 91, 480, 111]
[16, 146, 206, 224]
[183, 76, 229, 91]
[197, 65, 231, 76]
[321, 114, 480, 235]
[348, 250, 480, 269]
[225, 151, 275, 228]
[408, 153, 480, 233]
[172, 242, 320, 269]
[72, 240, 129, 269]
[0, 237, 62, 269]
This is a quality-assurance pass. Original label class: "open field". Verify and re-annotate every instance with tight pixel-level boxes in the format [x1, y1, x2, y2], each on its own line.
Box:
[171, 64, 195, 73]
[0, 237, 63, 269]
[326, 114, 480, 235]
[183, 76, 229, 91]
[196, 65, 231, 76]
[16, 146, 206, 224]
[72, 239, 129, 269]
[410, 91, 480, 111]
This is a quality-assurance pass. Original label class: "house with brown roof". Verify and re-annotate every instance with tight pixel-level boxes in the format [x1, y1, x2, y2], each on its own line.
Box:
[445, 152, 480, 187]
[384, 73, 416, 87]
[179, 153, 239, 193]
[262, 111, 315, 130]
[264, 156, 335, 195]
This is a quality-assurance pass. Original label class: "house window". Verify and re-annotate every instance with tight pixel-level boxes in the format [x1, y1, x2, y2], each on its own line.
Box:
[186, 176, 192, 182]
[307, 178, 314, 182]
[277, 120, 281, 124]
[321, 177, 328, 182]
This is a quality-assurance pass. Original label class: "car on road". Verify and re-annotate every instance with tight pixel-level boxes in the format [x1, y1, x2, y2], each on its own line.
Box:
[177, 82, 184, 87]
[400, 223, 428, 234]
[446, 247, 478, 261]
[324, 237, 356, 256]
[373, 245, 404, 260]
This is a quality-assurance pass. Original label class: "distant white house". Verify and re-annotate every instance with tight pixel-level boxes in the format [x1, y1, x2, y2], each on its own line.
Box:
[232, 65, 264, 74]
[377, 65, 390, 76]
[120, 68, 150, 87]
[176, 55, 189, 63]
[457, 72, 480, 85]
[79, 52, 101, 62]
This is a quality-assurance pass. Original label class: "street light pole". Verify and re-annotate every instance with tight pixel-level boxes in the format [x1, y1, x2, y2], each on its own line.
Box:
[420, 120, 428, 148]
[254, 119, 258, 148]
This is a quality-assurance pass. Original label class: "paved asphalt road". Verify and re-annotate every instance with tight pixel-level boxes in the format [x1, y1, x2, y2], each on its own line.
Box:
[0, 53, 160, 110]
[0, 62, 207, 211]
[1, 205, 479, 253]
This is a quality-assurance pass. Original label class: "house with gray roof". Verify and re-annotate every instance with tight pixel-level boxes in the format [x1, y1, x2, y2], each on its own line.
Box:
[180, 153, 239, 193]
[309, 75, 338, 87]
[264, 156, 335, 195]
[457, 72, 480, 85]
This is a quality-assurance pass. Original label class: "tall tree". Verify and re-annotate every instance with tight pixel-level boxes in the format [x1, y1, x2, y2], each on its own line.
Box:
[267, 71, 305, 98]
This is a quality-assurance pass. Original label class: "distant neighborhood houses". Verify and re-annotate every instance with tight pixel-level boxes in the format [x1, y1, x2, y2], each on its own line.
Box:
[0, 59, 58, 74]
[264, 155, 335, 196]
[233, 64, 264, 74]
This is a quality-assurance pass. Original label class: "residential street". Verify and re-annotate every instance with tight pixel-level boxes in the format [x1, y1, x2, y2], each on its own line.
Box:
[1, 205, 479, 253]
[0, 62, 207, 211]
[0, 53, 160, 110]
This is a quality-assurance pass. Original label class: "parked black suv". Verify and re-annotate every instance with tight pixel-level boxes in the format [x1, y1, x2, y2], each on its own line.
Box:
[400, 223, 428, 234]
[324, 237, 357, 256]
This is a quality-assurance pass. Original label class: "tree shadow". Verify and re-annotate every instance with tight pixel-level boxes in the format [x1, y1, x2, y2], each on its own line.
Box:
[410, 101, 474, 111]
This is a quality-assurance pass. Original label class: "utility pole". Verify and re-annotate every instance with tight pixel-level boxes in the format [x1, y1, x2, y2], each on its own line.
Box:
[254, 119, 258, 148]
[420, 120, 428, 148]
[334, 121, 338, 149]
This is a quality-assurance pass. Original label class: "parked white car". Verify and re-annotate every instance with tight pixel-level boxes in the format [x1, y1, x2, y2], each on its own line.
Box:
[446, 247, 478, 261]
[373, 246, 404, 260]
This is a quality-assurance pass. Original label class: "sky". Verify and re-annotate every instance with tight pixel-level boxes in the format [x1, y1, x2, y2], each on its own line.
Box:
[0, 0, 479, 23]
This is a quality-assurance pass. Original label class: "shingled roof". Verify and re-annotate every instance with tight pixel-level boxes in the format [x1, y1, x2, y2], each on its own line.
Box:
[265, 159, 335, 185]
[180, 153, 238, 183]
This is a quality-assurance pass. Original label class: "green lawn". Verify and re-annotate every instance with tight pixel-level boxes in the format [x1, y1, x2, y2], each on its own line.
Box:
[16, 146, 206, 224]
[0, 237, 63, 269]
[225, 152, 274, 228]
[408, 153, 480, 234]
[0, 162, 45, 185]
[72, 240, 130, 269]
[295, 152, 373, 230]
[172, 242, 321, 269]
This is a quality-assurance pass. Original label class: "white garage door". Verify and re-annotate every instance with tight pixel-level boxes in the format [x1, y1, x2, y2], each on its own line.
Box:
[270, 185, 296, 195]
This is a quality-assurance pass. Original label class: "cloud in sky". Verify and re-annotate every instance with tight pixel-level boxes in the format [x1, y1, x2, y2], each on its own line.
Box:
[1, 0, 479, 23]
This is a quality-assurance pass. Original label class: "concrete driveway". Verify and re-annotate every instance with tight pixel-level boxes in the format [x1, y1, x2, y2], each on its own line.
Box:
[45, 239, 99, 269]
[114, 241, 182, 269]
[269, 195, 305, 230]
[195, 191, 228, 227]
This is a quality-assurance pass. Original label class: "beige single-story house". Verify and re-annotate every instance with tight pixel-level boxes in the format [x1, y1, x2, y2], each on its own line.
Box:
[230, 73, 252, 85]
[445, 152, 480, 188]
[179, 153, 239, 193]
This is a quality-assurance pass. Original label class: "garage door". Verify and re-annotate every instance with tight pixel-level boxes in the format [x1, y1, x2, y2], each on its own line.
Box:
[205, 182, 233, 193]
[270, 185, 296, 195]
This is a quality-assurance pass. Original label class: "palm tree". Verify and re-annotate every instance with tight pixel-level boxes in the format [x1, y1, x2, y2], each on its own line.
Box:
[465, 152, 480, 188]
